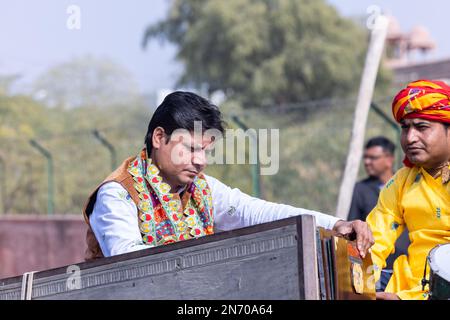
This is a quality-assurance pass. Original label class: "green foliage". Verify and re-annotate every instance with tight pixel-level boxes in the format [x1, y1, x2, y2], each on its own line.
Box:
[0, 87, 399, 215]
[0, 94, 151, 214]
[0, 2, 397, 216]
[144, 0, 370, 107]
[0, 66, 151, 214]
[205, 100, 400, 214]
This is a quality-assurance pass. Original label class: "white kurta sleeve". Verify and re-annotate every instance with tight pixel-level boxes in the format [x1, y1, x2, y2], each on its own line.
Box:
[205, 174, 340, 231]
[90, 182, 151, 257]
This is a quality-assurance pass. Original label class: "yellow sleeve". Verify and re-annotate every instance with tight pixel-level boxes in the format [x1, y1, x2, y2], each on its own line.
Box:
[366, 169, 407, 281]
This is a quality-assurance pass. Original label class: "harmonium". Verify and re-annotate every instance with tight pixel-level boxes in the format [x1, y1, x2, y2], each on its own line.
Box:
[0, 215, 375, 300]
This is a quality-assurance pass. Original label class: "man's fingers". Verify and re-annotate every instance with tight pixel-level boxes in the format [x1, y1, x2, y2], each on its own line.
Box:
[353, 220, 373, 258]
[355, 222, 365, 257]
[335, 220, 374, 259]
[363, 224, 373, 253]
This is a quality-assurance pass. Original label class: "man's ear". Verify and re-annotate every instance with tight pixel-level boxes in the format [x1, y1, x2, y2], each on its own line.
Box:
[152, 127, 166, 149]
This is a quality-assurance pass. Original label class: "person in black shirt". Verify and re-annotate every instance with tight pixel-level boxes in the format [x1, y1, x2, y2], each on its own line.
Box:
[348, 136, 410, 291]
[348, 136, 395, 220]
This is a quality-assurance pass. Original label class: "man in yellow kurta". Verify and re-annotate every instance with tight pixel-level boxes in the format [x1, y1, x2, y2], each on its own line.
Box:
[367, 79, 450, 300]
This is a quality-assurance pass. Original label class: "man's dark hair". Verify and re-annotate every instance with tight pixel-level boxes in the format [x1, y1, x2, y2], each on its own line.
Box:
[145, 91, 225, 153]
[365, 136, 396, 155]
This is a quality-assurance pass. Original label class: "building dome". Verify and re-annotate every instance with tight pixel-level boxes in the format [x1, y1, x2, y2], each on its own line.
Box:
[408, 25, 436, 50]
[386, 16, 403, 41]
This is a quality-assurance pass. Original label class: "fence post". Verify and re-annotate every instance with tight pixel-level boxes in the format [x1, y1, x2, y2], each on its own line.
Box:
[231, 115, 261, 199]
[29, 139, 54, 215]
[92, 129, 117, 171]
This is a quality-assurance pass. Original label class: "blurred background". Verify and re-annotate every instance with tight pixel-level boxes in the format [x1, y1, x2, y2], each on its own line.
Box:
[1, 0, 449, 278]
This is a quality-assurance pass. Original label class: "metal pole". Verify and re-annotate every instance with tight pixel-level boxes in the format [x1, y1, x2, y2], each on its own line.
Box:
[336, 15, 389, 219]
[231, 115, 261, 198]
[370, 102, 402, 169]
[29, 139, 54, 215]
[92, 129, 117, 171]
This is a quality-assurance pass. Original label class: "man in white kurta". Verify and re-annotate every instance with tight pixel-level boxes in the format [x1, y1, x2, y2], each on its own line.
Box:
[84, 91, 373, 260]
[91, 175, 341, 257]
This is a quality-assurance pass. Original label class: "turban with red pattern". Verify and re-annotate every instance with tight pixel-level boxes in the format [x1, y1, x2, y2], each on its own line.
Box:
[392, 79, 450, 123]
[392, 79, 450, 167]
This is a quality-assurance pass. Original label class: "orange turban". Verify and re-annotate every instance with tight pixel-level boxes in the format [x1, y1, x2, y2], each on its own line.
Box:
[392, 79, 450, 124]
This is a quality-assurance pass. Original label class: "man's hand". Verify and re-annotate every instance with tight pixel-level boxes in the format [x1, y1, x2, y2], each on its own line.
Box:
[332, 219, 374, 258]
[376, 292, 400, 300]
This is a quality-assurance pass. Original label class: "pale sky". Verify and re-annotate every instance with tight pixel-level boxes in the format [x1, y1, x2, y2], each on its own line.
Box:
[0, 0, 178, 94]
[328, 0, 450, 58]
[1, 0, 448, 94]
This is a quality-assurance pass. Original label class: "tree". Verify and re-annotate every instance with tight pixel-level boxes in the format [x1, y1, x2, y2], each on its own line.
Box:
[0, 90, 55, 213]
[143, 0, 369, 107]
[32, 55, 142, 109]
[0, 74, 20, 96]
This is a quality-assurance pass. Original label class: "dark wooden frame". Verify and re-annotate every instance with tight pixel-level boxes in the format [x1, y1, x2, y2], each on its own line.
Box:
[0, 215, 320, 300]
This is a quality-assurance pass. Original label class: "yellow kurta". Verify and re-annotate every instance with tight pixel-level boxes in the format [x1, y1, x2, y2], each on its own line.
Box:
[366, 165, 450, 300]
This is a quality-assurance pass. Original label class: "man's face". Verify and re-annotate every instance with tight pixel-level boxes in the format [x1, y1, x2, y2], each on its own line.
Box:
[400, 118, 450, 169]
[152, 128, 215, 188]
[363, 146, 394, 178]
